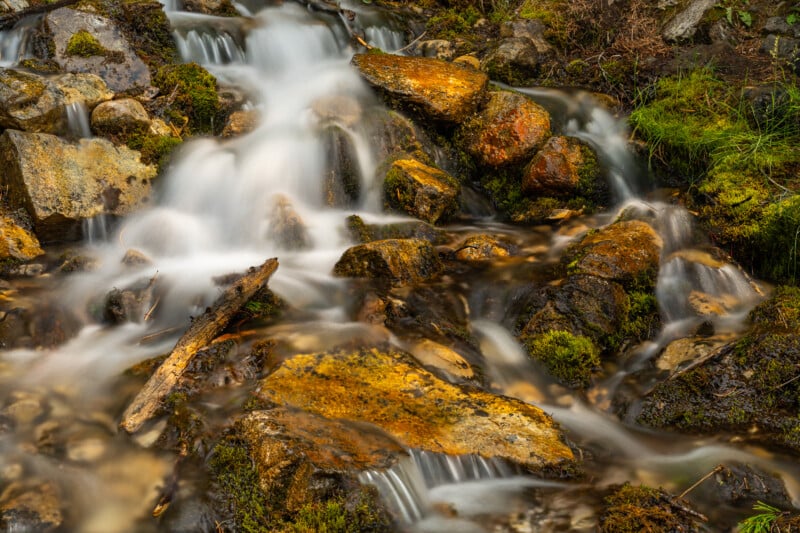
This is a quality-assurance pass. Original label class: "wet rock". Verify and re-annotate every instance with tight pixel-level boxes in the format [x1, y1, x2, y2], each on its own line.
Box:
[565, 220, 662, 287]
[481, 20, 553, 85]
[600, 483, 702, 532]
[413, 39, 455, 60]
[322, 125, 360, 208]
[654, 335, 731, 373]
[267, 195, 309, 250]
[0, 69, 111, 134]
[220, 109, 259, 138]
[91, 98, 151, 137]
[44, 8, 152, 93]
[183, 0, 238, 16]
[345, 215, 447, 245]
[454, 233, 515, 261]
[27, 303, 82, 348]
[0, 482, 63, 532]
[2, 393, 44, 426]
[103, 277, 156, 324]
[333, 238, 442, 287]
[711, 463, 796, 510]
[761, 35, 799, 62]
[0, 0, 27, 13]
[522, 136, 602, 198]
[351, 53, 488, 123]
[366, 108, 437, 166]
[407, 338, 474, 380]
[383, 158, 460, 224]
[636, 286, 800, 453]
[311, 94, 362, 127]
[0, 215, 43, 261]
[121, 248, 152, 267]
[661, 0, 716, 42]
[255, 347, 576, 471]
[459, 90, 550, 168]
[0, 130, 156, 242]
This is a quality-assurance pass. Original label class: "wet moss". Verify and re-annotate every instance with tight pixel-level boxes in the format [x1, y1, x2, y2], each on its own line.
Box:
[287, 488, 391, 533]
[126, 132, 182, 170]
[600, 483, 702, 532]
[522, 330, 600, 389]
[427, 6, 481, 41]
[153, 62, 220, 135]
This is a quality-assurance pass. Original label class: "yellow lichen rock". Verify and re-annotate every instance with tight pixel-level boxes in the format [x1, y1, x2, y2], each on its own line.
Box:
[383, 158, 460, 224]
[0, 216, 43, 261]
[333, 238, 442, 286]
[256, 347, 575, 472]
[351, 53, 488, 123]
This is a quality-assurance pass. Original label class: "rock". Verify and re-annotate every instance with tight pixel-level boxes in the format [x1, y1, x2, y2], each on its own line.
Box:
[454, 55, 480, 69]
[345, 215, 447, 245]
[44, 8, 151, 93]
[366, 108, 436, 166]
[3, 393, 44, 426]
[522, 136, 601, 197]
[0, 0, 27, 13]
[103, 282, 153, 324]
[459, 90, 550, 168]
[454, 234, 514, 261]
[661, 0, 716, 42]
[27, 303, 82, 348]
[220, 109, 259, 138]
[66, 437, 107, 463]
[240, 408, 404, 509]
[91, 98, 151, 137]
[121, 248, 152, 267]
[480, 20, 553, 85]
[267, 195, 309, 250]
[566, 220, 663, 287]
[760, 34, 800, 61]
[654, 335, 730, 373]
[333, 238, 442, 287]
[408, 338, 474, 380]
[311, 94, 362, 127]
[0, 216, 43, 261]
[0, 482, 63, 532]
[183, 0, 238, 16]
[600, 483, 703, 532]
[53, 72, 114, 108]
[0, 130, 156, 242]
[255, 347, 576, 471]
[351, 53, 488, 123]
[322, 125, 361, 208]
[383, 158, 460, 224]
[413, 39, 455, 60]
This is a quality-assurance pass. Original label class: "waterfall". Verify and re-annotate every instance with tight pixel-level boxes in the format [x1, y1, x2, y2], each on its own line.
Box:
[65, 101, 92, 139]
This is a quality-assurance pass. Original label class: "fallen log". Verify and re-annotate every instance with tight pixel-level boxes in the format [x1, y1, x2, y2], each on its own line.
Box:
[120, 257, 279, 434]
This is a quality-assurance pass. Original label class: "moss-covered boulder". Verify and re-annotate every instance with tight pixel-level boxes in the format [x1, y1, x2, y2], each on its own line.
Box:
[522, 136, 602, 198]
[351, 53, 488, 123]
[345, 214, 447, 245]
[636, 286, 800, 453]
[383, 158, 460, 224]
[565, 220, 662, 288]
[152, 62, 220, 135]
[0, 130, 156, 241]
[480, 20, 554, 86]
[0, 69, 112, 134]
[0, 215, 43, 261]
[255, 347, 576, 472]
[333, 238, 443, 287]
[90, 98, 151, 137]
[44, 8, 151, 93]
[459, 90, 550, 168]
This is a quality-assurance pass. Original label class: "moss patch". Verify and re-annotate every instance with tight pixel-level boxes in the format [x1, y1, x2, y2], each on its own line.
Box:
[65, 30, 108, 57]
[523, 330, 600, 389]
[126, 133, 182, 170]
[600, 483, 703, 532]
[153, 62, 220, 135]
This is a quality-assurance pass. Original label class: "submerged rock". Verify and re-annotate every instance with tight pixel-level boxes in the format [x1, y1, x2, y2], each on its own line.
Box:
[351, 53, 488, 123]
[383, 158, 460, 224]
[459, 90, 550, 168]
[255, 347, 576, 472]
[333, 238, 443, 287]
[0, 130, 156, 242]
[220, 109, 259, 138]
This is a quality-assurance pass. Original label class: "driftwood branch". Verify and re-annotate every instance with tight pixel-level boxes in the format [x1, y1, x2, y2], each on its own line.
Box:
[0, 0, 80, 30]
[120, 257, 279, 434]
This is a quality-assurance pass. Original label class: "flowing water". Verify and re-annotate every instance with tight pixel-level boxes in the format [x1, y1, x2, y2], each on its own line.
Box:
[0, 1, 797, 531]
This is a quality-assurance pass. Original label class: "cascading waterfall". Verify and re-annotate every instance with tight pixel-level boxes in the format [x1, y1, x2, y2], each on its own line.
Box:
[65, 101, 92, 139]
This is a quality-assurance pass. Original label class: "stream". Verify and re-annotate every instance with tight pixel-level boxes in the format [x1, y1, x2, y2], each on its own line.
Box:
[0, 1, 798, 531]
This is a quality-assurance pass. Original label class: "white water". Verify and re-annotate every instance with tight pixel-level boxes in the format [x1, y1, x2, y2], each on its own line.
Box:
[65, 101, 92, 139]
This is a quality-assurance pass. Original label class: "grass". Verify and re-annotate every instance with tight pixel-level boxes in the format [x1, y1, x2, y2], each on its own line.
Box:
[738, 501, 784, 533]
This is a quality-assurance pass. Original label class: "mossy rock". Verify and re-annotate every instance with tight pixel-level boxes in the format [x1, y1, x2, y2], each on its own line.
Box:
[332, 238, 443, 287]
[383, 158, 460, 224]
[65, 30, 109, 57]
[344, 214, 447, 245]
[153, 62, 220, 135]
[600, 483, 703, 532]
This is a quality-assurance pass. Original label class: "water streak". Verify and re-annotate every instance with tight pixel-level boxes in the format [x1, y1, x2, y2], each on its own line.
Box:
[65, 101, 92, 139]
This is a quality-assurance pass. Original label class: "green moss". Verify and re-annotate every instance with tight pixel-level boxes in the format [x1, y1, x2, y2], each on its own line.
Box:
[18, 58, 61, 73]
[518, 0, 568, 45]
[153, 62, 219, 134]
[427, 6, 481, 40]
[523, 330, 600, 388]
[209, 438, 271, 533]
[287, 489, 391, 533]
[66, 30, 107, 57]
[126, 133, 182, 170]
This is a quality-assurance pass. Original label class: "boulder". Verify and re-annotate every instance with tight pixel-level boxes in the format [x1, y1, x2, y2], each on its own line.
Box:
[0, 215, 43, 261]
[454, 234, 514, 261]
[522, 136, 601, 197]
[365, 108, 436, 166]
[480, 20, 553, 85]
[459, 90, 550, 167]
[311, 94, 362, 127]
[0, 69, 113, 134]
[0, 482, 63, 532]
[351, 53, 488, 123]
[44, 8, 151, 93]
[383, 158, 460, 224]
[91, 98, 151, 137]
[333, 238, 442, 287]
[255, 347, 576, 471]
[345, 215, 447, 245]
[661, 0, 716, 42]
[565, 220, 662, 287]
[220, 109, 259, 138]
[0, 130, 156, 241]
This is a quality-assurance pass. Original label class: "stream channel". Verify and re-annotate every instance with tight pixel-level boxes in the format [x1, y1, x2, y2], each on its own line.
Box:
[0, 1, 799, 531]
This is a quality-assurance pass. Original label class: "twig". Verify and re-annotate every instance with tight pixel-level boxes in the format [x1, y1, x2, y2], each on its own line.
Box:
[143, 295, 160, 322]
[679, 464, 724, 499]
[138, 326, 182, 345]
[391, 31, 427, 54]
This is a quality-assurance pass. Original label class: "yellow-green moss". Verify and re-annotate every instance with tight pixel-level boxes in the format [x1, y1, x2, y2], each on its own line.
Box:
[126, 133, 182, 170]
[153, 62, 219, 134]
[523, 330, 600, 389]
[66, 30, 107, 57]
[600, 483, 700, 532]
